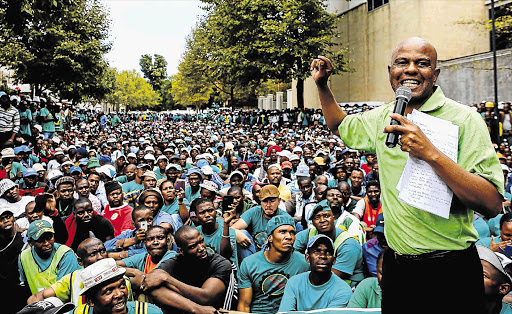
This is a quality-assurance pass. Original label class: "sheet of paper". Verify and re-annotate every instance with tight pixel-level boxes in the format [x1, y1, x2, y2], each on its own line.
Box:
[396, 110, 459, 219]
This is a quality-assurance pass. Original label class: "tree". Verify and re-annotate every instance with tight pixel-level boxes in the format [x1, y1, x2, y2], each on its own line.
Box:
[198, 0, 349, 108]
[105, 69, 160, 110]
[0, 0, 112, 103]
[140, 54, 168, 91]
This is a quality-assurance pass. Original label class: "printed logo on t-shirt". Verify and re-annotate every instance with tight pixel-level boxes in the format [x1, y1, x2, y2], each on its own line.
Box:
[206, 246, 215, 254]
[261, 272, 289, 296]
[254, 232, 267, 249]
[111, 213, 118, 220]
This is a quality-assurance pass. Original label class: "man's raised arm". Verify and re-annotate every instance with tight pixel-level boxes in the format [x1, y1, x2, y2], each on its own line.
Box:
[311, 56, 347, 137]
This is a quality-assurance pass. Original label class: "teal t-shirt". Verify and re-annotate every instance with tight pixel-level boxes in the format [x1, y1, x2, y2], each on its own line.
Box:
[294, 228, 364, 285]
[154, 168, 166, 181]
[185, 186, 201, 203]
[473, 216, 491, 239]
[239, 206, 291, 250]
[238, 250, 309, 313]
[489, 214, 503, 237]
[500, 302, 512, 314]
[196, 218, 238, 269]
[477, 236, 501, 248]
[278, 271, 352, 312]
[161, 198, 190, 216]
[122, 250, 176, 272]
[19, 109, 32, 136]
[122, 180, 144, 194]
[348, 277, 382, 308]
[39, 107, 55, 132]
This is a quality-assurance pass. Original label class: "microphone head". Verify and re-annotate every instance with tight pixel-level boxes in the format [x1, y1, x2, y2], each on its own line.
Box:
[395, 86, 412, 101]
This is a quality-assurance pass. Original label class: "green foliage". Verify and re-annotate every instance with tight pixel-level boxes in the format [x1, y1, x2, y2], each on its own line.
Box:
[139, 54, 168, 91]
[0, 0, 112, 102]
[105, 69, 160, 110]
[174, 0, 349, 108]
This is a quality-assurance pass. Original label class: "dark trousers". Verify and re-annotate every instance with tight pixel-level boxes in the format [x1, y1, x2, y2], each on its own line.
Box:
[381, 244, 484, 314]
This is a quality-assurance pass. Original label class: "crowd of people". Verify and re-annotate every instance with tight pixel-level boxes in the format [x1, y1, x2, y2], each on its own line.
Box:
[1, 38, 512, 314]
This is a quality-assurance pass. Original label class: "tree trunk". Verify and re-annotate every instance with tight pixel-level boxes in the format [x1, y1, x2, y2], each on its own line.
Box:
[296, 77, 304, 109]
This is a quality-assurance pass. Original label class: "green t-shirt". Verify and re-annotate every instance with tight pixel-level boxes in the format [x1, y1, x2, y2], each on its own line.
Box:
[239, 206, 290, 250]
[238, 250, 309, 313]
[338, 86, 504, 255]
[39, 107, 55, 132]
[196, 218, 238, 269]
[294, 228, 364, 285]
[278, 271, 352, 312]
[348, 277, 382, 308]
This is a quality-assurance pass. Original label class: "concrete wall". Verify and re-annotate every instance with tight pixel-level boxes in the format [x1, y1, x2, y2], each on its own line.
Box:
[437, 48, 512, 104]
[298, 0, 491, 108]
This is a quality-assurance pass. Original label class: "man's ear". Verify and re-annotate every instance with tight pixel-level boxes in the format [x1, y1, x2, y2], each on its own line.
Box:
[305, 253, 310, 264]
[500, 283, 511, 296]
[77, 257, 84, 267]
[85, 295, 95, 307]
[177, 247, 183, 256]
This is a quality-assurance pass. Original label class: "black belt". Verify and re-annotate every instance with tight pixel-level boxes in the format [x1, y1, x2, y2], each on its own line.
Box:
[392, 243, 475, 264]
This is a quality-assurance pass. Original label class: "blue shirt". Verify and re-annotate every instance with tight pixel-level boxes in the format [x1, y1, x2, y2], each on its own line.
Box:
[122, 250, 176, 272]
[278, 271, 352, 312]
[362, 237, 384, 277]
[104, 229, 146, 257]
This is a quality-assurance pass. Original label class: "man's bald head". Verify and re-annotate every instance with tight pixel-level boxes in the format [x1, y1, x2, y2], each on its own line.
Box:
[391, 37, 438, 68]
[174, 225, 200, 249]
[388, 37, 440, 107]
[77, 238, 106, 267]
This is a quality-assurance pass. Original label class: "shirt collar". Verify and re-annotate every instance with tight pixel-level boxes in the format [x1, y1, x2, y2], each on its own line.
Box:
[417, 86, 446, 113]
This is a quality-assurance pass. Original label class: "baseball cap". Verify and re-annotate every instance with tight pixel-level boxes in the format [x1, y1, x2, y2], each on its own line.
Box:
[0, 206, 13, 217]
[78, 158, 89, 166]
[70, 166, 82, 174]
[79, 258, 126, 296]
[266, 215, 295, 235]
[199, 180, 219, 193]
[186, 167, 203, 178]
[47, 169, 63, 181]
[141, 171, 157, 180]
[295, 165, 309, 177]
[307, 234, 335, 254]
[0, 179, 16, 197]
[16, 297, 75, 314]
[1, 148, 15, 158]
[477, 245, 512, 284]
[374, 213, 385, 233]
[201, 165, 213, 176]
[98, 155, 112, 164]
[87, 157, 100, 169]
[259, 185, 280, 201]
[281, 161, 292, 169]
[33, 163, 45, 172]
[229, 170, 244, 180]
[127, 152, 137, 159]
[144, 153, 156, 161]
[136, 163, 151, 170]
[313, 156, 326, 166]
[27, 219, 54, 240]
[166, 164, 182, 171]
[309, 199, 332, 220]
[23, 168, 38, 178]
[289, 154, 300, 162]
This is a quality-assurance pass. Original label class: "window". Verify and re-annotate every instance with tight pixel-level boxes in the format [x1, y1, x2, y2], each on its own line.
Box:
[368, 0, 389, 12]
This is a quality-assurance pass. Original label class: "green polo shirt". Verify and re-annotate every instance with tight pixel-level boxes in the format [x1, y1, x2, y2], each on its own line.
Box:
[338, 86, 504, 255]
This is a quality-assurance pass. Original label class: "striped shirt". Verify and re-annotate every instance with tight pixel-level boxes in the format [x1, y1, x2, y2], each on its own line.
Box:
[0, 105, 20, 133]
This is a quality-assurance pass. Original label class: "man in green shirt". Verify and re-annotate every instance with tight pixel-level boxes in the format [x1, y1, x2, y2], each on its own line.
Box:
[312, 37, 503, 313]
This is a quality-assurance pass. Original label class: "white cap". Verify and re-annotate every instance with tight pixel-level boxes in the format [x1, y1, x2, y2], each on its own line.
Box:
[79, 258, 126, 295]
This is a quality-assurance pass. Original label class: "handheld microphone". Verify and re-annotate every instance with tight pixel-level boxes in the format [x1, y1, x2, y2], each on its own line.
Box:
[385, 86, 412, 148]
